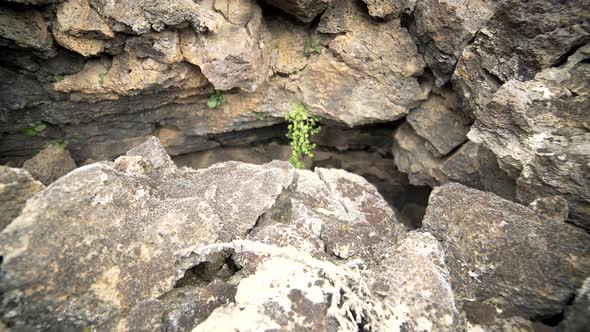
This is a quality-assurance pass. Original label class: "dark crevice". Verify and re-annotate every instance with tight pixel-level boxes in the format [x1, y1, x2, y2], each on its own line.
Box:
[551, 43, 585, 68]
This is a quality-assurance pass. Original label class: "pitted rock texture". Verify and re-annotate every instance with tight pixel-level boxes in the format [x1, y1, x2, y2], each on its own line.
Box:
[0, 166, 43, 231]
[468, 46, 590, 229]
[22, 144, 76, 185]
[452, 0, 590, 117]
[2, 137, 454, 331]
[262, 0, 333, 22]
[423, 183, 590, 318]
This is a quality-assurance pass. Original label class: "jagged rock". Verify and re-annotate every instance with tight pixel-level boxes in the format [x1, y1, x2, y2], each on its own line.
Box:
[180, 0, 271, 92]
[267, 17, 308, 75]
[89, 0, 215, 34]
[394, 122, 481, 189]
[475, 144, 517, 201]
[423, 183, 590, 318]
[0, 167, 43, 231]
[362, 0, 416, 18]
[406, 88, 469, 157]
[296, 15, 427, 126]
[559, 277, 590, 332]
[52, 30, 106, 57]
[317, 0, 363, 34]
[453, 0, 590, 117]
[468, 46, 590, 229]
[528, 196, 569, 221]
[367, 231, 461, 331]
[56, 0, 114, 38]
[411, 0, 499, 86]
[125, 31, 183, 65]
[393, 122, 444, 187]
[262, 0, 333, 22]
[0, 138, 295, 330]
[461, 302, 540, 332]
[0, 7, 53, 53]
[53, 52, 209, 99]
[22, 144, 76, 185]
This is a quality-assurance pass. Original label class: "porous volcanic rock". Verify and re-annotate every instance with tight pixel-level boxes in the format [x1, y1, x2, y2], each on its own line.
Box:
[0, 166, 43, 231]
[22, 144, 76, 185]
[423, 183, 590, 318]
[468, 45, 590, 229]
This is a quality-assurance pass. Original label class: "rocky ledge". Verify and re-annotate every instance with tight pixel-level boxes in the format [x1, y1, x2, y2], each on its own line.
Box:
[0, 138, 588, 331]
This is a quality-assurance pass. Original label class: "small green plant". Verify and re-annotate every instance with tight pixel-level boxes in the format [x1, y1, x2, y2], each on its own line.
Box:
[286, 103, 321, 169]
[98, 73, 104, 86]
[207, 90, 227, 109]
[51, 138, 69, 149]
[22, 121, 46, 137]
[304, 38, 321, 56]
[53, 74, 65, 82]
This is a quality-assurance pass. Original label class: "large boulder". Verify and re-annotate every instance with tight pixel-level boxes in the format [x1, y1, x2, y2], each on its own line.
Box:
[0, 167, 43, 231]
[411, 0, 500, 86]
[423, 183, 590, 318]
[452, 0, 590, 117]
[0, 7, 53, 53]
[468, 45, 590, 229]
[180, 0, 272, 92]
[393, 122, 482, 189]
[22, 144, 77, 185]
[0, 137, 414, 330]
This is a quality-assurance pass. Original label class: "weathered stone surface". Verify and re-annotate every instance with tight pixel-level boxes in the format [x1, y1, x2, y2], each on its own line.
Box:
[461, 302, 539, 332]
[453, 0, 590, 117]
[53, 53, 209, 100]
[362, 0, 416, 18]
[22, 144, 76, 185]
[0, 138, 296, 330]
[317, 0, 364, 34]
[180, 0, 271, 92]
[89, 0, 215, 34]
[423, 183, 590, 318]
[0, 7, 53, 53]
[367, 231, 461, 331]
[0, 167, 43, 231]
[53, 30, 106, 57]
[262, 0, 333, 22]
[559, 277, 590, 332]
[412, 0, 499, 86]
[125, 31, 183, 65]
[468, 46, 590, 229]
[407, 88, 469, 157]
[267, 17, 308, 75]
[56, 0, 114, 39]
[393, 122, 443, 187]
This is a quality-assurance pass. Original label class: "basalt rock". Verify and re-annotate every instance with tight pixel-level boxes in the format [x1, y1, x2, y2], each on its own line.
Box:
[22, 144, 76, 185]
[452, 0, 590, 118]
[0, 166, 43, 231]
[0, 7, 53, 54]
[423, 183, 590, 318]
[411, 0, 500, 86]
[262, 0, 333, 23]
[468, 45, 590, 229]
[362, 0, 416, 18]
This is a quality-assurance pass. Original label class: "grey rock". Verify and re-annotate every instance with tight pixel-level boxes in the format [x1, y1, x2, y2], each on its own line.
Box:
[475, 145, 517, 201]
[407, 88, 470, 157]
[423, 183, 590, 318]
[559, 277, 590, 332]
[461, 302, 539, 332]
[0, 7, 53, 53]
[440, 141, 483, 189]
[0, 167, 43, 231]
[468, 46, 590, 229]
[452, 0, 590, 117]
[412, 0, 499, 86]
[22, 144, 77, 185]
[368, 231, 462, 331]
[0, 137, 296, 330]
[180, 0, 272, 92]
[528, 196, 569, 222]
[362, 0, 416, 18]
[262, 0, 333, 22]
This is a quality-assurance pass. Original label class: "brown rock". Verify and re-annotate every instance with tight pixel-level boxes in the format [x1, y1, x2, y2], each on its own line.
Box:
[22, 144, 76, 185]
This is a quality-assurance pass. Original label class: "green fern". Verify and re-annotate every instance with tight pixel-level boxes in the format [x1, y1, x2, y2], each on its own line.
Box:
[286, 103, 321, 169]
[207, 90, 227, 109]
